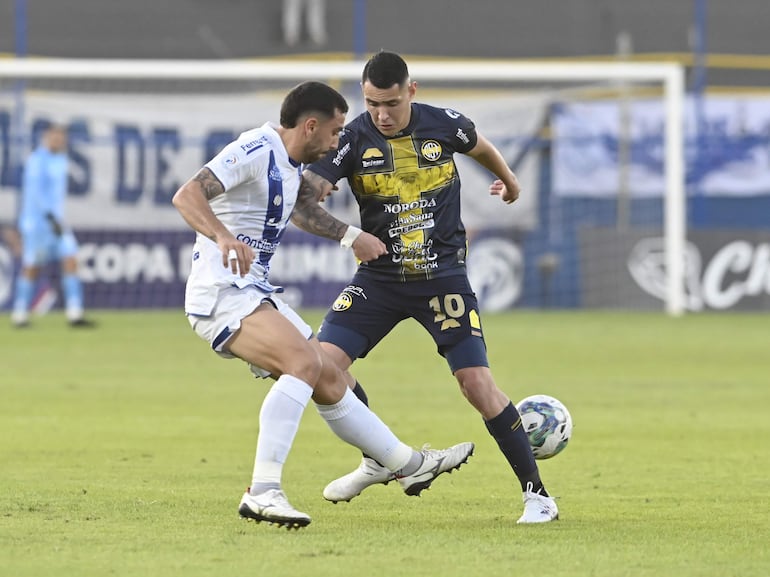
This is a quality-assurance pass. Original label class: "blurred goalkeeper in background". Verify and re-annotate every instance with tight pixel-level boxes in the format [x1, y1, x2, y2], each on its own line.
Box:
[172, 81, 473, 530]
[11, 124, 92, 328]
[294, 50, 559, 523]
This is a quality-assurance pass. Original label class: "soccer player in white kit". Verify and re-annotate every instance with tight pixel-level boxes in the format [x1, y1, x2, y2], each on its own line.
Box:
[172, 81, 474, 529]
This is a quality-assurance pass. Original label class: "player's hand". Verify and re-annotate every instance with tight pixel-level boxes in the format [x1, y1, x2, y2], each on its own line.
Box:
[45, 213, 63, 236]
[489, 176, 520, 204]
[220, 239, 254, 277]
[352, 231, 387, 263]
[318, 184, 338, 203]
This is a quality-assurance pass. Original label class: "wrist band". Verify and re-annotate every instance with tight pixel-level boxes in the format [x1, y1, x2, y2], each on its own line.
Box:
[340, 225, 362, 248]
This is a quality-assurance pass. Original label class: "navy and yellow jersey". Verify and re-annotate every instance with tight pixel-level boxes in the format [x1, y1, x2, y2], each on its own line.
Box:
[308, 102, 478, 282]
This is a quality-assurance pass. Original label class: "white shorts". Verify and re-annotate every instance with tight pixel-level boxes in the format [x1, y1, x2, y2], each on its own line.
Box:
[187, 284, 312, 378]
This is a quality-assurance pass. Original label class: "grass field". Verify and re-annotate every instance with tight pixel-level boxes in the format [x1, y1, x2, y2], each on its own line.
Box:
[2, 310, 769, 577]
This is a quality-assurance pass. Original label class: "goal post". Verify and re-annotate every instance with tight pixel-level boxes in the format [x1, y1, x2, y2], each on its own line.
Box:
[0, 58, 686, 315]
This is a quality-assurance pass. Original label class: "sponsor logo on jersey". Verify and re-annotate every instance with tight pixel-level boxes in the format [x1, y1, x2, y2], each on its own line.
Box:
[383, 198, 437, 214]
[240, 136, 268, 154]
[390, 240, 439, 265]
[444, 108, 461, 119]
[361, 147, 386, 168]
[224, 154, 238, 166]
[236, 233, 280, 253]
[332, 142, 351, 166]
[362, 147, 382, 159]
[273, 194, 282, 206]
[388, 219, 435, 237]
[390, 245, 440, 270]
[456, 128, 469, 144]
[420, 140, 442, 161]
[268, 166, 282, 181]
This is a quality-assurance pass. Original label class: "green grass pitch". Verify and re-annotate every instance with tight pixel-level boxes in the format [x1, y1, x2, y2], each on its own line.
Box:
[2, 310, 769, 577]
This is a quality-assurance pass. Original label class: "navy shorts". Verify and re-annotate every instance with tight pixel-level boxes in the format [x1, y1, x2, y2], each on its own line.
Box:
[317, 272, 489, 373]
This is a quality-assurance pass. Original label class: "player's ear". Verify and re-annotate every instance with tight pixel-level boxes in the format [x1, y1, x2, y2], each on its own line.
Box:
[407, 81, 418, 99]
[303, 115, 318, 135]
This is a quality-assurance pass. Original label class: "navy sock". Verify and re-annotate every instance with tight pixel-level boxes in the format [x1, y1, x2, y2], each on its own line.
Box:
[485, 402, 548, 495]
[352, 382, 383, 465]
[352, 382, 369, 406]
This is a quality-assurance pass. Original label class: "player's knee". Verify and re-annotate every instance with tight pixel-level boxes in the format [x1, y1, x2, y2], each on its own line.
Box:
[455, 367, 498, 401]
[285, 349, 324, 386]
[22, 265, 41, 280]
[62, 256, 78, 274]
[311, 363, 347, 404]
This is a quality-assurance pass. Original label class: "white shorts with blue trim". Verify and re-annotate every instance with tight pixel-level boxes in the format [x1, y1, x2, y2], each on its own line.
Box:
[187, 284, 312, 379]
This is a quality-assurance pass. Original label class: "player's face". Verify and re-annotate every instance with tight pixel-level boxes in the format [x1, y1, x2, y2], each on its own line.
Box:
[362, 80, 416, 137]
[45, 128, 67, 153]
[303, 109, 346, 163]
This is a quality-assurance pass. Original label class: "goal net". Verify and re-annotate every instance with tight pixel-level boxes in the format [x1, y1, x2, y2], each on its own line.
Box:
[0, 58, 687, 315]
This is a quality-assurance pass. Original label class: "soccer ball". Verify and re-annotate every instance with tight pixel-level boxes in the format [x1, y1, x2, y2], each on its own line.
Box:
[515, 394, 573, 460]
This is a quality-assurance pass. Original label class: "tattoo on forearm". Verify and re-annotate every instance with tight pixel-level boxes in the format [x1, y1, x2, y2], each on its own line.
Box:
[292, 178, 348, 240]
[193, 168, 225, 201]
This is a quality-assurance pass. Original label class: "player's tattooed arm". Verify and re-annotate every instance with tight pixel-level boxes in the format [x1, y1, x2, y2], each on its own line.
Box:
[172, 167, 233, 244]
[192, 167, 226, 201]
[291, 172, 348, 241]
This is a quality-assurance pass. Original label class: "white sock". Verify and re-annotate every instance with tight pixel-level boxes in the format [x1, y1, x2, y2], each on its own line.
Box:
[315, 387, 414, 472]
[250, 374, 313, 494]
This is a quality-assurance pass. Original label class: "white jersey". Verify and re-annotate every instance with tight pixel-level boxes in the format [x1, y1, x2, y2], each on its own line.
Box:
[185, 122, 301, 316]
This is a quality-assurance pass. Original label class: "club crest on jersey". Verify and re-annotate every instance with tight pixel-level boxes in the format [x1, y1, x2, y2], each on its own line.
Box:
[420, 140, 442, 162]
[273, 195, 282, 206]
[331, 285, 366, 311]
[332, 292, 353, 311]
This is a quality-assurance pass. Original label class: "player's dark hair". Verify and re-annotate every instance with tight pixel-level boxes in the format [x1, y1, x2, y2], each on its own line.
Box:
[280, 81, 348, 128]
[362, 51, 409, 89]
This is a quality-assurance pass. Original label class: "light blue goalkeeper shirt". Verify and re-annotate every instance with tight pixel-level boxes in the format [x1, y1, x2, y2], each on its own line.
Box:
[18, 145, 69, 233]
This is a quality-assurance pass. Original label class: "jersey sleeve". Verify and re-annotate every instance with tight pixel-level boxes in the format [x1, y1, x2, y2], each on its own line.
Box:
[441, 107, 478, 154]
[305, 127, 355, 184]
[22, 155, 50, 217]
[204, 139, 265, 192]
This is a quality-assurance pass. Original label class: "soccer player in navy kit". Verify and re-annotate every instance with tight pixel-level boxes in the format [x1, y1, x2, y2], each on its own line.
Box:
[173, 81, 474, 529]
[293, 51, 559, 523]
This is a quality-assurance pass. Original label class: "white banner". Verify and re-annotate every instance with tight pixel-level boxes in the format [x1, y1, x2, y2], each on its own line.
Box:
[0, 90, 546, 230]
[553, 95, 770, 197]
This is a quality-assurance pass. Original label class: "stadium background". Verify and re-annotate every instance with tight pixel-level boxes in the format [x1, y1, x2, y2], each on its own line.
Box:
[1, 0, 769, 313]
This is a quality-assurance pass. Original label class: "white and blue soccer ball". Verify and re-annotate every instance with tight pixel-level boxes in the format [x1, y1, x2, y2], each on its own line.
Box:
[515, 394, 573, 460]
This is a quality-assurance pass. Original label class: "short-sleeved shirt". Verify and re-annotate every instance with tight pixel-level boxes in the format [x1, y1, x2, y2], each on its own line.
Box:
[184, 122, 301, 316]
[307, 103, 478, 282]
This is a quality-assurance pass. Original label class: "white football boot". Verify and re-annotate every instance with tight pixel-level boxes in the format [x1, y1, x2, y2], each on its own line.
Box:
[323, 457, 397, 503]
[238, 489, 311, 529]
[323, 442, 475, 503]
[517, 482, 559, 524]
[397, 442, 475, 496]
